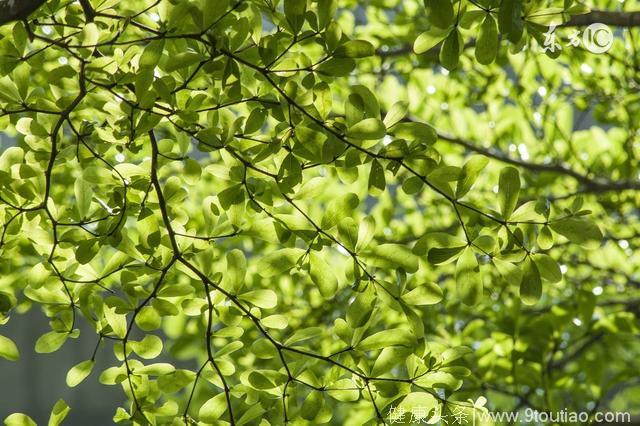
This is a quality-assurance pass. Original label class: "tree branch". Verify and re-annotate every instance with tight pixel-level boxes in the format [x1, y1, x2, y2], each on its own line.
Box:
[378, 10, 640, 58]
[436, 131, 640, 193]
[550, 332, 605, 371]
[388, 110, 640, 194]
[78, 0, 95, 22]
[0, 0, 47, 26]
[565, 10, 640, 27]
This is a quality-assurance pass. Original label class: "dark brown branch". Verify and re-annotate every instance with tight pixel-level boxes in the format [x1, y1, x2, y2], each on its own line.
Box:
[436, 131, 640, 193]
[565, 10, 640, 27]
[550, 332, 605, 370]
[389, 110, 640, 194]
[78, 0, 95, 22]
[438, 133, 640, 193]
[378, 10, 640, 58]
[0, 0, 47, 25]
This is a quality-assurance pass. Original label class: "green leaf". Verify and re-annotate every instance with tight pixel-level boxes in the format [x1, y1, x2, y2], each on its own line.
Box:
[414, 28, 449, 54]
[284, 0, 307, 33]
[316, 57, 356, 76]
[333, 40, 375, 58]
[163, 51, 202, 73]
[498, 0, 524, 42]
[368, 159, 386, 194]
[248, 371, 276, 389]
[12, 22, 28, 56]
[347, 291, 376, 329]
[277, 153, 303, 191]
[0, 76, 21, 103]
[510, 200, 545, 222]
[218, 184, 245, 209]
[199, 393, 227, 423]
[48, 399, 70, 426]
[392, 122, 437, 143]
[35, 331, 68, 354]
[427, 246, 465, 265]
[183, 158, 202, 185]
[365, 244, 419, 273]
[135, 306, 161, 331]
[526, 8, 566, 26]
[383, 101, 408, 128]
[244, 108, 267, 134]
[398, 392, 439, 419]
[327, 379, 360, 402]
[338, 217, 359, 251]
[223, 249, 246, 293]
[98, 365, 127, 385]
[131, 334, 163, 359]
[456, 155, 488, 199]
[74, 177, 92, 218]
[321, 193, 359, 229]
[550, 217, 603, 248]
[76, 239, 97, 265]
[0, 335, 19, 361]
[475, 14, 499, 65]
[317, 0, 337, 29]
[236, 403, 265, 425]
[402, 176, 424, 195]
[537, 225, 554, 250]
[493, 257, 523, 285]
[346, 118, 386, 140]
[498, 167, 521, 220]
[455, 247, 482, 306]
[402, 283, 443, 305]
[357, 328, 416, 351]
[520, 258, 542, 305]
[135, 363, 175, 376]
[309, 251, 338, 299]
[66, 360, 95, 387]
[158, 369, 196, 393]
[4, 413, 36, 426]
[439, 29, 462, 70]
[441, 346, 473, 365]
[460, 10, 486, 29]
[81, 22, 99, 56]
[284, 327, 322, 346]
[104, 307, 127, 339]
[426, 0, 454, 28]
[239, 290, 278, 309]
[356, 216, 376, 251]
[414, 232, 467, 257]
[0, 292, 14, 313]
[214, 341, 244, 358]
[415, 371, 463, 391]
[301, 391, 323, 420]
[257, 248, 304, 277]
[413, 232, 467, 265]
[567, 4, 591, 14]
[261, 315, 288, 329]
[532, 253, 562, 283]
[139, 40, 165, 68]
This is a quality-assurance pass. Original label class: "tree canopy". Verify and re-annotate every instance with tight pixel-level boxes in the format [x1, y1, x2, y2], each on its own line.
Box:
[0, 0, 639, 424]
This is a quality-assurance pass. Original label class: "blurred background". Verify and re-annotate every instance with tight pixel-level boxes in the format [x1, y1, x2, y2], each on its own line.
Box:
[0, 308, 122, 424]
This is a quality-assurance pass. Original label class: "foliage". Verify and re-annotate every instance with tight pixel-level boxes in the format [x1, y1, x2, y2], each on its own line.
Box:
[0, 0, 639, 424]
